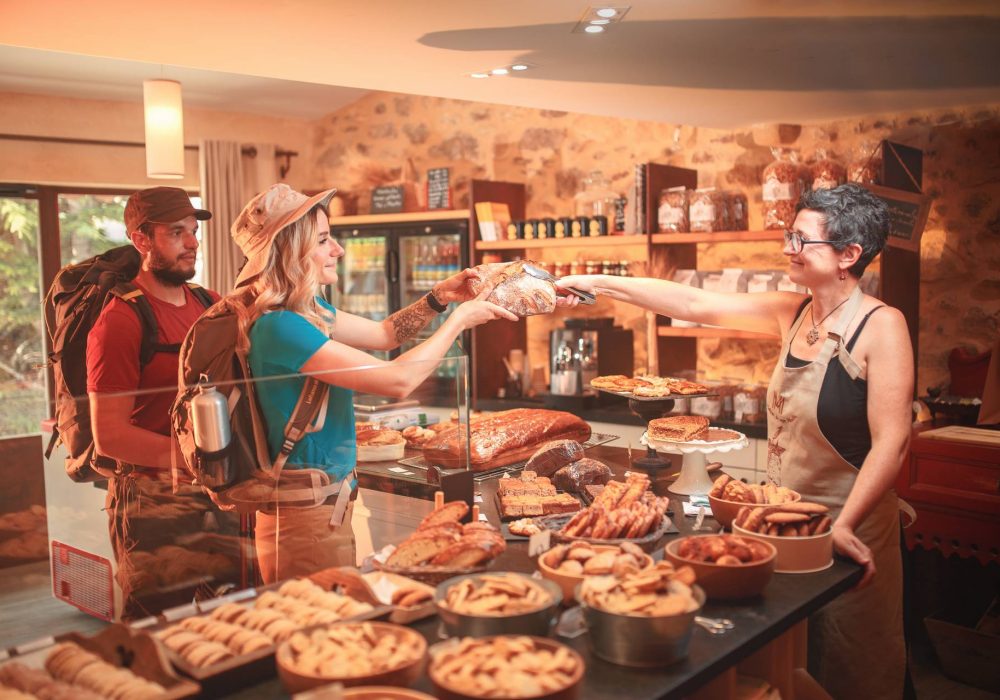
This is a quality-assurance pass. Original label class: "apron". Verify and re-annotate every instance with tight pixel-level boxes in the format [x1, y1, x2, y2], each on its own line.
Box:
[766, 286, 905, 700]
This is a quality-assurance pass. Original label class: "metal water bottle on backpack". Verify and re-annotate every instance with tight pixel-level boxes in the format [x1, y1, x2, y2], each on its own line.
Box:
[190, 374, 233, 488]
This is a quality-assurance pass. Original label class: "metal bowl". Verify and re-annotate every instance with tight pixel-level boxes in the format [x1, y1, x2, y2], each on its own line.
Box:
[434, 572, 563, 638]
[576, 583, 706, 667]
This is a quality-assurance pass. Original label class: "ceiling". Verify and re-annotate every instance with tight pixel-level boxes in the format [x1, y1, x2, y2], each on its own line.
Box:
[2, 0, 999, 128]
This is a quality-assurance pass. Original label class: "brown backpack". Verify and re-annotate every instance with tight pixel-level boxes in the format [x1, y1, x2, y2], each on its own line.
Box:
[43, 245, 212, 482]
[172, 291, 332, 510]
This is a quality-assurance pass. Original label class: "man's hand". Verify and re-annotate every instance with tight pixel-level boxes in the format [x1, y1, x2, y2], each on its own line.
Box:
[432, 268, 482, 304]
[832, 523, 876, 590]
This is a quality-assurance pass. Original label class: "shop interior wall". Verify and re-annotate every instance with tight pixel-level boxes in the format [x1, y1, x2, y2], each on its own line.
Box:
[308, 93, 1000, 395]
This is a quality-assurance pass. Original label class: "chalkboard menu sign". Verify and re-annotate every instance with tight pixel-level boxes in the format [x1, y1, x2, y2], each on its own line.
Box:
[427, 168, 451, 210]
[863, 183, 930, 253]
[370, 185, 405, 214]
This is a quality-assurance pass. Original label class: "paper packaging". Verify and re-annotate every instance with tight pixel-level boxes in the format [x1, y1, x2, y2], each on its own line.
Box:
[747, 271, 778, 294]
[775, 271, 807, 294]
[671, 270, 701, 327]
[474, 202, 511, 242]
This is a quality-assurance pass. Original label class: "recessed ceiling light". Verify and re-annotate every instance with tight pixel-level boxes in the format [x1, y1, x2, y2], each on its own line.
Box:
[596, 8, 617, 18]
[584, 25, 604, 33]
[511, 64, 529, 71]
[491, 67, 509, 75]
[589, 19, 610, 25]
[470, 72, 489, 79]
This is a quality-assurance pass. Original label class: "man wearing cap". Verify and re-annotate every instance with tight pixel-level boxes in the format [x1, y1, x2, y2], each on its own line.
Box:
[87, 187, 229, 617]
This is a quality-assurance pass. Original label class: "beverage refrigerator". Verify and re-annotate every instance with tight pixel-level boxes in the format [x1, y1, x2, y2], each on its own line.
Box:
[327, 218, 470, 402]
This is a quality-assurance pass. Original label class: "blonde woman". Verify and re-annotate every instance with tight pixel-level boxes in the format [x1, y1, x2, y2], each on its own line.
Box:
[228, 184, 515, 582]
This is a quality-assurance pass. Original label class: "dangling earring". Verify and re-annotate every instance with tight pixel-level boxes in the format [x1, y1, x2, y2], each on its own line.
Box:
[839, 270, 847, 281]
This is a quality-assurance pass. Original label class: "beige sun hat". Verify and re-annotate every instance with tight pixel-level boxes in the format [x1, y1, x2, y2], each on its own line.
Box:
[231, 183, 337, 288]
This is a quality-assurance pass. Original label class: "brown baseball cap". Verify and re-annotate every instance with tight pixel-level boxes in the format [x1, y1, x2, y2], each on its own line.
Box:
[124, 187, 211, 234]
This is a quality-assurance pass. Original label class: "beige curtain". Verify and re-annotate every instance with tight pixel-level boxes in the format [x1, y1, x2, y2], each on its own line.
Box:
[198, 140, 246, 294]
[244, 142, 278, 201]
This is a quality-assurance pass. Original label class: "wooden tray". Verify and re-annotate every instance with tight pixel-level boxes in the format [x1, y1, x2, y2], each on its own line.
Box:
[1, 624, 200, 699]
[538, 513, 677, 553]
[373, 559, 489, 587]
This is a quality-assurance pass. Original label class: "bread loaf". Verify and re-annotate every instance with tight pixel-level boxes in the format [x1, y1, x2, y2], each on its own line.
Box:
[553, 458, 612, 493]
[525, 439, 585, 477]
[423, 409, 591, 472]
[469, 260, 556, 316]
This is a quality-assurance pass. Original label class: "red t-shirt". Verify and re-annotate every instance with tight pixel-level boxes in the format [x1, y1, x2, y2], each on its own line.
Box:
[86, 282, 219, 436]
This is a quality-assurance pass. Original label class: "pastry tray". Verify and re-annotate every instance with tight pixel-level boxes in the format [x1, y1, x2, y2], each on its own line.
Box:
[592, 386, 717, 402]
[492, 487, 584, 523]
[537, 513, 678, 553]
[395, 432, 619, 482]
[147, 580, 391, 694]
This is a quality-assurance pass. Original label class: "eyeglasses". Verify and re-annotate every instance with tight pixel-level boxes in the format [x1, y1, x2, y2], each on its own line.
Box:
[783, 229, 837, 254]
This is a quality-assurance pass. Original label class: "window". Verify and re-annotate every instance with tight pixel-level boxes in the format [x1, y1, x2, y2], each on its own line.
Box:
[0, 195, 45, 437]
[58, 193, 130, 266]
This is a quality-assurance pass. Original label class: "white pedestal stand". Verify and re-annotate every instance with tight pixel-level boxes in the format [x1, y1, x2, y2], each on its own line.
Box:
[641, 431, 750, 496]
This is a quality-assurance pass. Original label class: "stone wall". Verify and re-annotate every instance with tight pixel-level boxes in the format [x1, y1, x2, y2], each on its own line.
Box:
[309, 93, 1000, 396]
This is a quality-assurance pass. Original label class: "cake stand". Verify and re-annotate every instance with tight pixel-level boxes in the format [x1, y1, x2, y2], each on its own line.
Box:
[642, 428, 750, 496]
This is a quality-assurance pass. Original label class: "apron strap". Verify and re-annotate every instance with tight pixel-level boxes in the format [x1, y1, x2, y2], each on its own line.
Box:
[815, 286, 865, 365]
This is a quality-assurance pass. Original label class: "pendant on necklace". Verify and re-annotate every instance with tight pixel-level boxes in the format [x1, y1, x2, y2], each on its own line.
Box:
[806, 327, 820, 345]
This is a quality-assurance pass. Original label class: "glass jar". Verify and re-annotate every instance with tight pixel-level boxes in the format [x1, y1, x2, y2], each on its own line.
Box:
[657, 186, 689, 233]
[762, 148, 802, 230]
[574, 170, 620, 221]
[689, 187, 726, 233]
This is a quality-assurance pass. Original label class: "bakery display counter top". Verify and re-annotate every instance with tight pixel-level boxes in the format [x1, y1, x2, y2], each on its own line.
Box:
[476, 396, 769, 440]
[226, 447, 861, 699]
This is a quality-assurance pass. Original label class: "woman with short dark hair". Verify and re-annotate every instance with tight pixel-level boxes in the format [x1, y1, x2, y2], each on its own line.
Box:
[558, 183, 911, 699]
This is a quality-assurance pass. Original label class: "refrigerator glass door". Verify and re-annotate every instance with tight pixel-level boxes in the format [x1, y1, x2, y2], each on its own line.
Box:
[336, 234, 389, 322]
[397, 232, 464, 380]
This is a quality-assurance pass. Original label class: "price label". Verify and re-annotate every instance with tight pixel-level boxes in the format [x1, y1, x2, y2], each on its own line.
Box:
[528, 529, 552, 557]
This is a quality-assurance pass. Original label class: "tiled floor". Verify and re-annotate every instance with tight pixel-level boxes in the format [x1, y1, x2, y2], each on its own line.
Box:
[1, 560, 997, 699]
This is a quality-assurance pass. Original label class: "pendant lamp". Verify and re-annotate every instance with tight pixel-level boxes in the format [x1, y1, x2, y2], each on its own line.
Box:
[143, 79, 185, 179]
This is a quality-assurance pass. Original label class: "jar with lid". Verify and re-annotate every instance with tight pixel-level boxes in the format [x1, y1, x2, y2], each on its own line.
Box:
[584, 260, 599, 275]
[574, 171, 620, 222]
[761, 148, 802, 230]
[618, 260, 631, 277]
[601, 260, 615, 275]
[569, 261, 583, 276]
[689, 187, 726, 232]
[657, 186, 689, 232]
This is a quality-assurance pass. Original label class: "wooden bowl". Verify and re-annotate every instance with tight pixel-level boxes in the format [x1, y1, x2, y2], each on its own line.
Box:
[663, 536, 776, 600]
[732, 522, 834, 574]
[536, 545, 654, 604]
[428, 635, 584, 700]
[276, 621, 426, 694]
[338, 688, 437, 700]
[708, 491, 801, 529]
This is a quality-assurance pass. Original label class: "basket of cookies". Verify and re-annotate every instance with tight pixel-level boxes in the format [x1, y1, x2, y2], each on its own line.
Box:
[663, 534, 776, 599]
[576, 561, 704, 667]
[375, 500, 506, 586]
[435, 572, 562, 638]
[428, 635, 584, 700]
[707, 474, 801, 528]
[536, 541, 654, 603]
[276, 621, 426, 694]
[544, 474, 670, 553]
[731, 502, 834, 573]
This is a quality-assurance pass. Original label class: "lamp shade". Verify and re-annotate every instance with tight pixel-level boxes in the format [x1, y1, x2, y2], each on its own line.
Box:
[143, 79, 185, 179]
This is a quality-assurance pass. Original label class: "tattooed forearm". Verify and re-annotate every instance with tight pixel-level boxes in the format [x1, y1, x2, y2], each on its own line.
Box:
[387, 296, 437, 343]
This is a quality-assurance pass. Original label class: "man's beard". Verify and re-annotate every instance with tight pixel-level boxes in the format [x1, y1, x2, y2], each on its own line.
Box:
[150, 248, 196, 286]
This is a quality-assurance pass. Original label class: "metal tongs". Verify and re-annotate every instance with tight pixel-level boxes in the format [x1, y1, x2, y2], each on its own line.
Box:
[522, 263, 596, 305]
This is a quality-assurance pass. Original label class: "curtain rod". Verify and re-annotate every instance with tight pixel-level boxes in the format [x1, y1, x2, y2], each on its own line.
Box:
[0, 133, 297, 158]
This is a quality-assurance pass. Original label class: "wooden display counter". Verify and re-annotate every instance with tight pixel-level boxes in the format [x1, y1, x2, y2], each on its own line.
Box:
[896, 423, 1000, 565]
[230, 446, 860, 699]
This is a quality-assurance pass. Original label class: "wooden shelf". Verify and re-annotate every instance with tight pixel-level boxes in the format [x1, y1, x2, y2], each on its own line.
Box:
[657, 326, 779, 340]
[650, 231, 785, 245]
[475, 235, 649, 251]
[330, 209, 470, 226]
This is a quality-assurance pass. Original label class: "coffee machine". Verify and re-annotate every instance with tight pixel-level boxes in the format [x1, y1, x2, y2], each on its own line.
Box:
[547, 318, 633, 408]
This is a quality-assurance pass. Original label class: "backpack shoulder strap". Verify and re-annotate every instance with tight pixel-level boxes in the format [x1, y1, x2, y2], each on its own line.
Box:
[111, 284, 162, 367]
[186, 283, 215, 310]
[270, 377, 331, 482]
